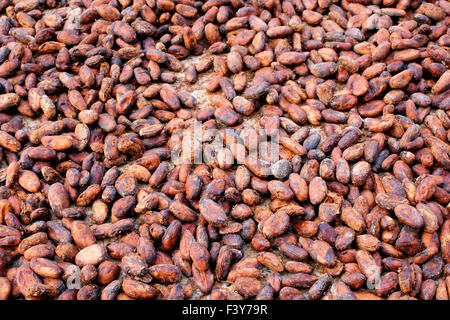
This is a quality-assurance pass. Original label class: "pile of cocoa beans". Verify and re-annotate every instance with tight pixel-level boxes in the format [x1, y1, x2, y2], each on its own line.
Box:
[0, 0, 448, 300]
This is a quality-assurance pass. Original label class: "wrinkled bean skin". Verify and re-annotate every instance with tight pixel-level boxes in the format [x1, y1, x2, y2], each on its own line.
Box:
[0, 0, 447, 303]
